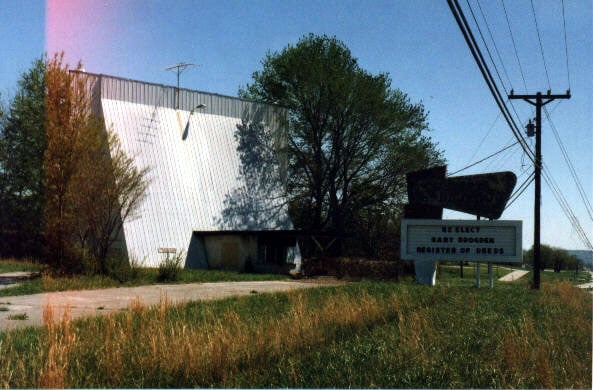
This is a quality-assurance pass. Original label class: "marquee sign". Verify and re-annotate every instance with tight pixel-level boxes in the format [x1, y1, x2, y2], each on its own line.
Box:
[406, 166, 517, 220]
[401, 219, 522, 263]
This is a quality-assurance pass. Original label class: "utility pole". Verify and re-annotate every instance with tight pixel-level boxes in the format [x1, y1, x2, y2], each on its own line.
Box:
[508, 90, 570, 289]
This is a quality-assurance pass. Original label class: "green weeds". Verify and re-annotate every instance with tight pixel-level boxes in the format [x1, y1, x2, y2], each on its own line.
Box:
[0, 258, 43, 274]
[156, 254, 183, 282]
[539, 268, 592, 284]
[6, 313, 28, 321]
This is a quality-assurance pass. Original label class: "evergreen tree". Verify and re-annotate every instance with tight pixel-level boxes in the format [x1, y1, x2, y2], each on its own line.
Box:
[0, 58, 45, 257]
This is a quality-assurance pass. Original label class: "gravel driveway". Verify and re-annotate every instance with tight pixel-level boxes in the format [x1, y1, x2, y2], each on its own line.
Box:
[0, 279, 339, 331]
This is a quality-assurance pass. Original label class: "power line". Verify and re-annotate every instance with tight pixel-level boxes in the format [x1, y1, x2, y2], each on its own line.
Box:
[474, 0, 514, 91]
[447, 0, 535, 167]
[449, 140, 519, 176]
[449, 0, 592, 252]
[509, 134, 593, 250]
[483, 138, 519, 172]
[466, 112, 501, 165]
[544, 106, 593, 220]
[471, 0, 526, 130]
[500, 0, 528, 92]
[467, 0, 532, 155]
[561, 0, 571, 90]
[505, 170, 535, 210]
[470, 0, 585, 233]
[467, 0, 510, 92]
[542, 166, 593, 249]
[515, 164, 532, 182]
[529, 0, 552, 90]
[464, 0, 530, 155]
[548, 99, 562, 115]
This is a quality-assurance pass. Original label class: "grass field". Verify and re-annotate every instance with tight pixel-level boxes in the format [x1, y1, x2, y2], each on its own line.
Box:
[438, 262, 591, 286]
[0, 259, 44, 274]
[0, 275, 590, 388]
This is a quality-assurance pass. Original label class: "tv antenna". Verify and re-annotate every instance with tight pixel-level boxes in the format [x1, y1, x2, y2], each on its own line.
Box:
[165, 62, 198, 109]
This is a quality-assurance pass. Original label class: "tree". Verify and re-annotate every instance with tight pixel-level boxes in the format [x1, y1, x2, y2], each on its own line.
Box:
[523, 244, 582, 273]
[69, 129, 148, 274]
[44, 53, 91, 270]
[240, 34, 443, 257]
[44, 53, 148, 273]
[0, 58, 46, 257]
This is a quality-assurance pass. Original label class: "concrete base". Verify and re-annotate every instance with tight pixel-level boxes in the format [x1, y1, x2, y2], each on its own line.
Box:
[415, 260, 437, 286]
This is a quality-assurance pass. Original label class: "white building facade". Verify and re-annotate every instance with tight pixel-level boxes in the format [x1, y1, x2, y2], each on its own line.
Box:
[78, 72, 300, 272]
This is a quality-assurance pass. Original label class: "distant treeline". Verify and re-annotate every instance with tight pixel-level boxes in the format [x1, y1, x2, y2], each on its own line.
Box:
[524, 244, 585, 272]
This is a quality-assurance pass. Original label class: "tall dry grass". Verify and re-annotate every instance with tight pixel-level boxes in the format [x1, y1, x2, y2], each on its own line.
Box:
[500, 316, 554, 388]
[0, 289, 392, 388]
[0, 281, 590, 388]
[37, 303, 75, 388]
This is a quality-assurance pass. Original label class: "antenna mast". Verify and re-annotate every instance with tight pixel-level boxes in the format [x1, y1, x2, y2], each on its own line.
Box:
[165, 62, 197, 109]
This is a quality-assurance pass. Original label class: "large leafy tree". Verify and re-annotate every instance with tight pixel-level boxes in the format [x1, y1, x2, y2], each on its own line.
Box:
[43, 53, 91, 270]
[68, 129, 148, 274]
[1, 53, 148, 273]
[44, 53, 148, 273]
[241, 34, 443, 257]
[0, 58, 46, 257]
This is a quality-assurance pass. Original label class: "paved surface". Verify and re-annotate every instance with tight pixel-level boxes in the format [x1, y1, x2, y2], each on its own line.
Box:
[577, 271, 593, 290]
[498, 270, 529, 282]
[0, 279, 340, 331]
[0, 271, 41, 289]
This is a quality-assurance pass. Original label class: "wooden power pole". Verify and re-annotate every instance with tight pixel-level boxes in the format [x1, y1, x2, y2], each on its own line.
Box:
[508, 90, 570, 289]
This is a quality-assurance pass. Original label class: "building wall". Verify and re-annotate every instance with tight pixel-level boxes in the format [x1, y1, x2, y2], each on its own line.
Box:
[185, 232, 302, 272]
[82, 72, 294, 268]
[203, 235, 257, 270]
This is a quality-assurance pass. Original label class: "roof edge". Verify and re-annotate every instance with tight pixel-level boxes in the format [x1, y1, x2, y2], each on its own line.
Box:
[69, 69, 281, 108]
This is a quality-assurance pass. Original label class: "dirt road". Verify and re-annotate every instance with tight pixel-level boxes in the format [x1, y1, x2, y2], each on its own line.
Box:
[0, 279, 339, 331]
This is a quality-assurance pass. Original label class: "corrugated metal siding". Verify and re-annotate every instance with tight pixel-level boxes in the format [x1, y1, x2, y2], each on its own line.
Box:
[94, 73, 292, 267]
[74, 71, 286, 125]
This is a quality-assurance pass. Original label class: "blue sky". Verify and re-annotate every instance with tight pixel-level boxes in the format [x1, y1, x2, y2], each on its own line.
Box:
[1, 0, 591, 250]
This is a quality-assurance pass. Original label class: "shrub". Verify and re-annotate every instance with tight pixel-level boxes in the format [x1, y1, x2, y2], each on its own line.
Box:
[301, 257, 414, 280]
[157, 253, 183, 282]
[7, 313, 28, 320]
[127, 255, 145, 281]
[104, 255, 134, 283]
[78, 252, 147, 283]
